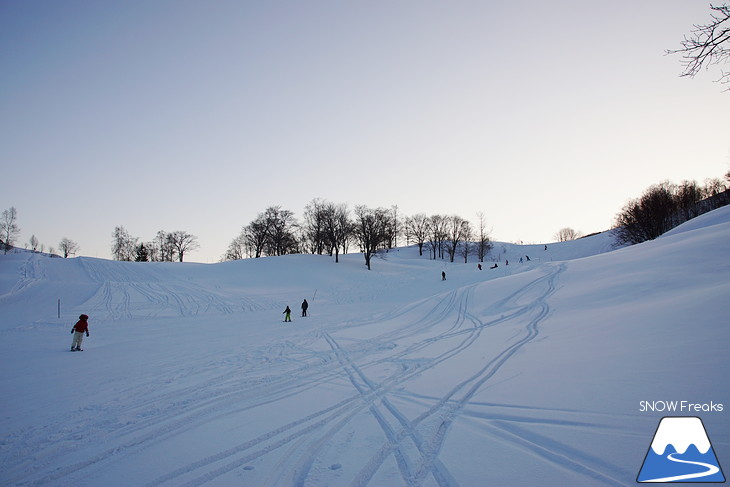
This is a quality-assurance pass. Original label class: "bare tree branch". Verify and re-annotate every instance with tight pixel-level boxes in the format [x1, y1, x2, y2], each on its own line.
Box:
[667, 4, 730, 89]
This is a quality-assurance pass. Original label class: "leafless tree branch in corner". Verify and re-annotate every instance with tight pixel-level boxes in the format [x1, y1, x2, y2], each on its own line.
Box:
[667, 3, 730, 90]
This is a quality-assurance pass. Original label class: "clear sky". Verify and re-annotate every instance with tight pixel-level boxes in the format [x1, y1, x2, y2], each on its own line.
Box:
[2, 1, 729, 263]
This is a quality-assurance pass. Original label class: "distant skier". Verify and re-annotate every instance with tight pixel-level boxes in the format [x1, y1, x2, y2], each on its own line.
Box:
[283, 306, 292, 322]
[441, 271, 446, 281]
[70, 314, 90, 351]
[544, 245, 548, 251]
[525, 255, 530, 261]
[490, 263, 498, 269]
[301, 299, 308, 317]
[477, 264, 482, 270]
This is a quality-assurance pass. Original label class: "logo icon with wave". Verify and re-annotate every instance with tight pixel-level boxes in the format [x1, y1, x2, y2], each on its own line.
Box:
[638, 416, 725, 483]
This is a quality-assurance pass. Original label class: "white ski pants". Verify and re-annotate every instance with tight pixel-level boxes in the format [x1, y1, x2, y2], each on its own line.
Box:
[71, 331, 85, 349]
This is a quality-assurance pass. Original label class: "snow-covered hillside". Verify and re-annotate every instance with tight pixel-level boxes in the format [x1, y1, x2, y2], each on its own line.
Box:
[1, 211, 728, 487]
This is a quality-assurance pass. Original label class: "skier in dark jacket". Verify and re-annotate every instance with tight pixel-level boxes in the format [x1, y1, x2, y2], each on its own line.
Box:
[301, 299, 308, 317]
[283, 306, 292, 322]
[70, 314, 90, 351]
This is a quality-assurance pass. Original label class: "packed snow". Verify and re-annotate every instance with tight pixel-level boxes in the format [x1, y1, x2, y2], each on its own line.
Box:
[1, 208, 728, 487]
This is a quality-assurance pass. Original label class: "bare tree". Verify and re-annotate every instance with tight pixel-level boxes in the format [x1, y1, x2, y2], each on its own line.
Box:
[445, 215, 469, 263]
[302, 198, 328, 255]
[460, 220, 473, 263]
[427, 214, 449, 260]
[224, 230, 247, 261]
[405, 213, 429, 256]
[263, 206, 298, 256]
[111, 226, 137, 261]
[675, 180, 704, 221]
[667, 3, 730, 89]
[323, 202, 351, 263]
[29, 235, 39, 252]
[1, 206, 20, 254]
[353, 205, 389, 270]
[168, 231, 199, 262]
[245, 217, 269, 258]
[152, 231, 175, 262]
[337, 207, 353, 255]
[554, 227, 581, 242]
[240, 206, 299, 258]
[59, 238, 79, 258]
[384, 205, 400, 250]
[475, 212, 493, 263]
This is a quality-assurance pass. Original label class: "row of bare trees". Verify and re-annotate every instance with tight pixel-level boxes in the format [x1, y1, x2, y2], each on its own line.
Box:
[224, 203, 393, 269]
[403, 213, 493, 263]
[112, 226, 199, 262]
[224, 200, 494, 270]
[614, 178, 729, 245]
[1, 206, 79, 257]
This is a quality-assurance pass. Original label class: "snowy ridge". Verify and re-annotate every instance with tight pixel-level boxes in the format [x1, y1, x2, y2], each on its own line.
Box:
[1, 207, 729, 486]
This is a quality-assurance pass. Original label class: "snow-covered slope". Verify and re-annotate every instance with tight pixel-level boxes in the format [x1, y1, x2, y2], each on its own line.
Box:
[1, 209, 728, 487]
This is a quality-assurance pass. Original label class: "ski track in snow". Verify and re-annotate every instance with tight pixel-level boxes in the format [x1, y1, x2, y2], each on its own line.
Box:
[76, 258, 276, 319]
[3, 261, 626, 486]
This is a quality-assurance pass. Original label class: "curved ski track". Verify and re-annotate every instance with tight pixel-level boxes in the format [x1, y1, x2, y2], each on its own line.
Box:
[2, 262, 630, 487]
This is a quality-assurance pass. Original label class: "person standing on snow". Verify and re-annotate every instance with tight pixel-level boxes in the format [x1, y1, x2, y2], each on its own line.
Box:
[283, 306, 292, 322]
[70, 314, 90, 351]
[301, 299, 308, 317]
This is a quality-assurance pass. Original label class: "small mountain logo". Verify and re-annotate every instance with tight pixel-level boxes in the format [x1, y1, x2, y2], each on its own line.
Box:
[637, 416, 725, 483]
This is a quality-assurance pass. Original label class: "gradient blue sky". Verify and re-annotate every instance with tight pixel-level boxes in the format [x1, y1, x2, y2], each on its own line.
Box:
[2, 1, 729, 262]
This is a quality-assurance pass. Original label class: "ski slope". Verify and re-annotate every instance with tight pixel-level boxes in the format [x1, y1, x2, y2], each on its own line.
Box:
[1, 210, 728, 487]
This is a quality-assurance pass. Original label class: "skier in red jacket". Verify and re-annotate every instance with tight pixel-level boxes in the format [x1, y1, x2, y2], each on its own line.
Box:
[70, 314, 90, 351]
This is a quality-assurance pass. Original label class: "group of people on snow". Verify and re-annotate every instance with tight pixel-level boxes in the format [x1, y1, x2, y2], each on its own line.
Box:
[474, 255, 532, 269]
[68, 246, 552, 350]
[71, 245, 551, 349]
[69, 298, 311, 352]
[283, 299, 309, 322]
